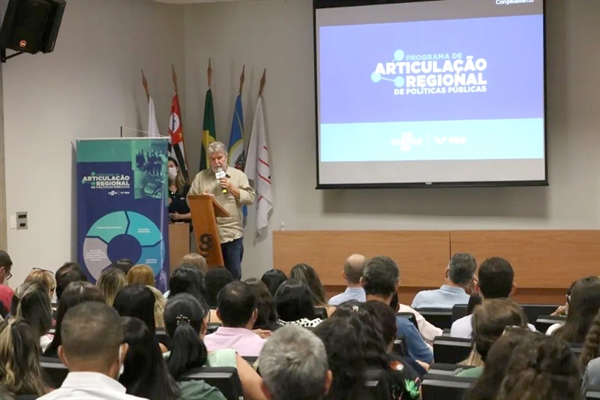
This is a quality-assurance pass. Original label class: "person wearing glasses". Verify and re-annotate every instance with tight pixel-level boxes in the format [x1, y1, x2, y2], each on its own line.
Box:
[0, 251, 13, 315]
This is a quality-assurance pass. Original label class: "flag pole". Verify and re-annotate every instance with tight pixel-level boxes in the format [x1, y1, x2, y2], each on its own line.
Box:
[141, 69, 150, 102]
[172, 64, 190, 182]
[207, 58, 212, 88]
[258, 68, 267, 98]
[238, 65, 245, 95]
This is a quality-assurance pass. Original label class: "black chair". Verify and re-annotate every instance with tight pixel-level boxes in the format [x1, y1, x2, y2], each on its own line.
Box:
[521, 304, 559, 325]
[422, 374, 476, 400]
[428, 363, 473, 376]
[351, 368, 392, 400]
[534, 315, 565, 333]
[586, 385, 600, 399]
[433, 336, 472, 364]
[392, 335, 409, 358]
[40, 357, 69, 388]
[397, 312, 418, 330]
[206, 323, 221, 334]
[242, 356, 258, 365]
[570, 343, 583, 358]
[180, 367, 243, 400]
[451, 304, 468, 323]
[415, 308, 453, 330]
[314, 307, 328, 320]
[155, 329, 172, 350]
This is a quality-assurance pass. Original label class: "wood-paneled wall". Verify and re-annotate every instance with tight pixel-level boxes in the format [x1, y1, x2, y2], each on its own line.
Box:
[273, 230, 600, 305]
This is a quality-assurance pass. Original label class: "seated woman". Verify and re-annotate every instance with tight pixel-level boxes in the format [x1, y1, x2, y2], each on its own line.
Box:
[581, 310, 600, 393]
[44, 281, 105, 358]
[275, 280, 323, 328]
[119, 316, 225, 400]
[456, 298, 528, 378]
[96, 267, 127, 306]
[551, 276, 600, 341]
[290, 263, 335, 316]
[11, 281, 53, 352]
[244, 278, 280, 333]
[260, 269, 287, 297]
[0, 318, 49, 397]
[163, 293, 266, 400]
[24, 268, 56, 301]
[127, 264, 156, 287]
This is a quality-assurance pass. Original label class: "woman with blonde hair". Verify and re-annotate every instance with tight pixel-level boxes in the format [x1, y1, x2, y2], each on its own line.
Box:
[24, 268, 56, 300]
[0, 318, 48, 396]
[127, 264, 155, 287]
[180, 253, 208, 274]
[96, 267, 127, 306]
[147, 285, 166, 329]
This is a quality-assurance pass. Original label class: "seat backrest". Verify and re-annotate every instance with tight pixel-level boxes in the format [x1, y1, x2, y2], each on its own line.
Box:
[586, 385, 600, 399]
[206, 323, 221, 334]
[415, 308, 454, 330]
[314, 307, 328, 320]
[40, 357, 69, 388]
[451, 305, 468, 323]
[422, 373, 476, 400]
[397, 312, 418, 330]
[570, 343, 583, 358]
[428, 363, 473, 376]
[534, 315, 566, 333]
[180, 367, 243, 400]
[155, 329, 172, 350]
[351, 368, 392, 400]
[433, 336, 472, 364]
[521, 304, 559, 325]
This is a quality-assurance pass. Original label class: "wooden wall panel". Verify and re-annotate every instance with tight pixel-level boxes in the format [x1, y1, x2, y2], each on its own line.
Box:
[450, 230, 600, 289]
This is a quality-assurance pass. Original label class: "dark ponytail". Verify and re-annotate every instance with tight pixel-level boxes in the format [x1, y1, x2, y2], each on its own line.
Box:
[164, 293, 209, 380]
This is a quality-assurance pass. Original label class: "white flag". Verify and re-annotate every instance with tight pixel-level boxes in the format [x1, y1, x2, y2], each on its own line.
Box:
[147, 97, 160, 137]
[246, 96, 273, 242]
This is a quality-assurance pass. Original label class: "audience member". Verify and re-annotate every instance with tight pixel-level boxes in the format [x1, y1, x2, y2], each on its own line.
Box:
[496, 334, 581, 400]
[328, 254, 367, 306]
[361, 256, 433, 364]
[204, 281, 265, 357]
[163, 293, 265, 400]
[290, 263, 330, 308]
[24, 268, 57, 300]
[37, 302, 145, 400]
[44, 281, 105, 358]
[275, 279, 322, 328]
[127, 265, 155, 287]
[0, 318, 48, 397]
[0, 384, 13, 400]
[180, 253, 209, 274]
[245, 278, 280, 331]
[109, 259, 135, 276]
[260, 269, 287, 297]
[204, 268, 234, 307]
[96, 268, 127, 306]
[0, 251, 14, 313]
[551, 276, 600, 341]
[581, 310, 600, 393]
[551, 280, 576, 317]
[315, 310, 421, 400]
[113, 286, 158, 335]
[259, 325, 332, 400]
[456, 298, 528, 378]
[411, 253, 476, 309]
[467, 327, 538, 400]
[11, 281, 52, 351]
[168, 265, 205, 300]
[55, 267, 88, 302]
[54, 262, 81, 283]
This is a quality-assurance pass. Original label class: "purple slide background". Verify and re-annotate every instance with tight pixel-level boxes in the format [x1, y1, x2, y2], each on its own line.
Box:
[319, 15, 544, 124]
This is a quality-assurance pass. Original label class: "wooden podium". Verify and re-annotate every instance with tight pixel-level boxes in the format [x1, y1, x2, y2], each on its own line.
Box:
[168, 223, 190, 274]
[188, 195, 230, 268]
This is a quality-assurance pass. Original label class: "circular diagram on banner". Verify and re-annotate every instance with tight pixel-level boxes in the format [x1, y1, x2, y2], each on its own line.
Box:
[82, 211, 163, 281]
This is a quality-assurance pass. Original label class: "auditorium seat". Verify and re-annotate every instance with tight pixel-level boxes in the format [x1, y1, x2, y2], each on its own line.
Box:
[397, 312, 418, 330]
[415, 308, 453, 329]
[180, 367, 243, 400]
[155, 328, 172, 349]
[206, 322, 221, 334]
[314, 307, 328, 320]
[351, 368, 392, 400]
[421, 374, 475, 400]
[242, 356, 258, 365]
[451, 304, 468, 323]
[392, 335, 409, 357]
[521, 304, 559, 325]
[534, 315, 565, 333]
[433, 336, 472, 364]
[586, 385, 600, 399]
[40, 357, 68, 388]
[428, 363, 474, 376]
[570, 343, 583, 358]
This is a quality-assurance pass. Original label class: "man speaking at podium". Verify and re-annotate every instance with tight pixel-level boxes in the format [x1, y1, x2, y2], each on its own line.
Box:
[189, 142, 255, 280]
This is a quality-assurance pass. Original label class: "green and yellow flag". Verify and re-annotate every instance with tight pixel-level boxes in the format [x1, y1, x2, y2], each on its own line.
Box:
[200, 86, 216, 171]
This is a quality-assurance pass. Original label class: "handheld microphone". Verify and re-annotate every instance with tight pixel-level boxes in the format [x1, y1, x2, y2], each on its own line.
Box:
[216, 167, 228, 194]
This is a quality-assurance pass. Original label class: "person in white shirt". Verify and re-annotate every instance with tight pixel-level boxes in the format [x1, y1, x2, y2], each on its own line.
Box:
[328, 254, 367, 306]
[37, 302, 147, 400]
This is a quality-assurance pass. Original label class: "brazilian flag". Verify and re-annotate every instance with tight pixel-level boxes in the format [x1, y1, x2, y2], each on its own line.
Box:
[200, 88, 216, 171]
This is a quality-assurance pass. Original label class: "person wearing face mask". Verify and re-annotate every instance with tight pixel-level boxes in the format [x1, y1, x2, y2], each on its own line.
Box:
[168, 157, 192, 224]
[188, 142, 255, 280]
[37, 301, 147, 400]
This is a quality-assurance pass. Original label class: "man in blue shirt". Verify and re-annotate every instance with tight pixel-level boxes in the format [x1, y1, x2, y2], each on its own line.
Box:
[361, 256, 433, 364]
[328, 254, 367, 306]
[411, 253, 477, 309]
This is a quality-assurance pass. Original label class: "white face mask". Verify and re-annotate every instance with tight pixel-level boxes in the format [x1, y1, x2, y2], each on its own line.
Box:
[118, 345, 125, 379]
[168, 167, 178, 181]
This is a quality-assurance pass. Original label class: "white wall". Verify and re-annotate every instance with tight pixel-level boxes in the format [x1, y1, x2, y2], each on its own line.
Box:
[3, 0, 185, 287]
[182, 0, 600, 279]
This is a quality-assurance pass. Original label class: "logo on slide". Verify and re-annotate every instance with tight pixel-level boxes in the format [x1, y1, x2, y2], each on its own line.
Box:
[81, 172, 131, 190]
[391, 132, 423, 152]
[371, 49, 488, 97]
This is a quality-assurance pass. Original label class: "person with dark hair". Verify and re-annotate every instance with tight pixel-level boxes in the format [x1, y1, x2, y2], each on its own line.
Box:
[244, 278, 280, 331]
[113, 286, 157, 335]
[44, 281, 105, 358]
[118, 317, 182, 400]
[37, 302, 144, 400]
[289, 263, 329, 307]
[168, 157, 192, 224]
[204, 282, 265, 357]
[54, 262, 81, 282]
[261, 269, 287, 297]
[0, 250, 14, 313]
[582, 311, 600, 392]
[109, 259, 135, 276]
[163, 294, 264, 399]
[362, 256, 433, 364]
[204, 267, 234, 307]
[275, 279, 322, 328]
[328, 254, 367, 306]
[0, 318, 48, 397]
[551, 276, 600, 343]
[496, 334, 581, 400]
[11, 281, 52, 338]
[169, 265, 205, 300]
[411, 253, 477, 309]
[55, 267, 89, 301]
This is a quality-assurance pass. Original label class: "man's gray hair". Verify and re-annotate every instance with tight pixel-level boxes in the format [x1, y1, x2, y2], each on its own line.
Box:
[259, 325, 329, 400]
[448, 252, 477, 286]
[208, 141, 228, 156]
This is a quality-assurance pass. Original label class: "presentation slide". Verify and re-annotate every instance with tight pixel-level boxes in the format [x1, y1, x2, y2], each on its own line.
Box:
[315, 0, 546, 187]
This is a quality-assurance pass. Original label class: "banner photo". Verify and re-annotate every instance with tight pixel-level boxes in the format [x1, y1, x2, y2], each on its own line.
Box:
[77, 138, 170, 291]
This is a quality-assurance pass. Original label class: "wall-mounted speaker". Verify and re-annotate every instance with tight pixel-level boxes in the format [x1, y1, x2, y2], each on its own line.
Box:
[0, 0, 66, 55]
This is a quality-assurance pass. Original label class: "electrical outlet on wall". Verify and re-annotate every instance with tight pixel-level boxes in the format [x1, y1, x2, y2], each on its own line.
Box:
[16, 212, 27, 230]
